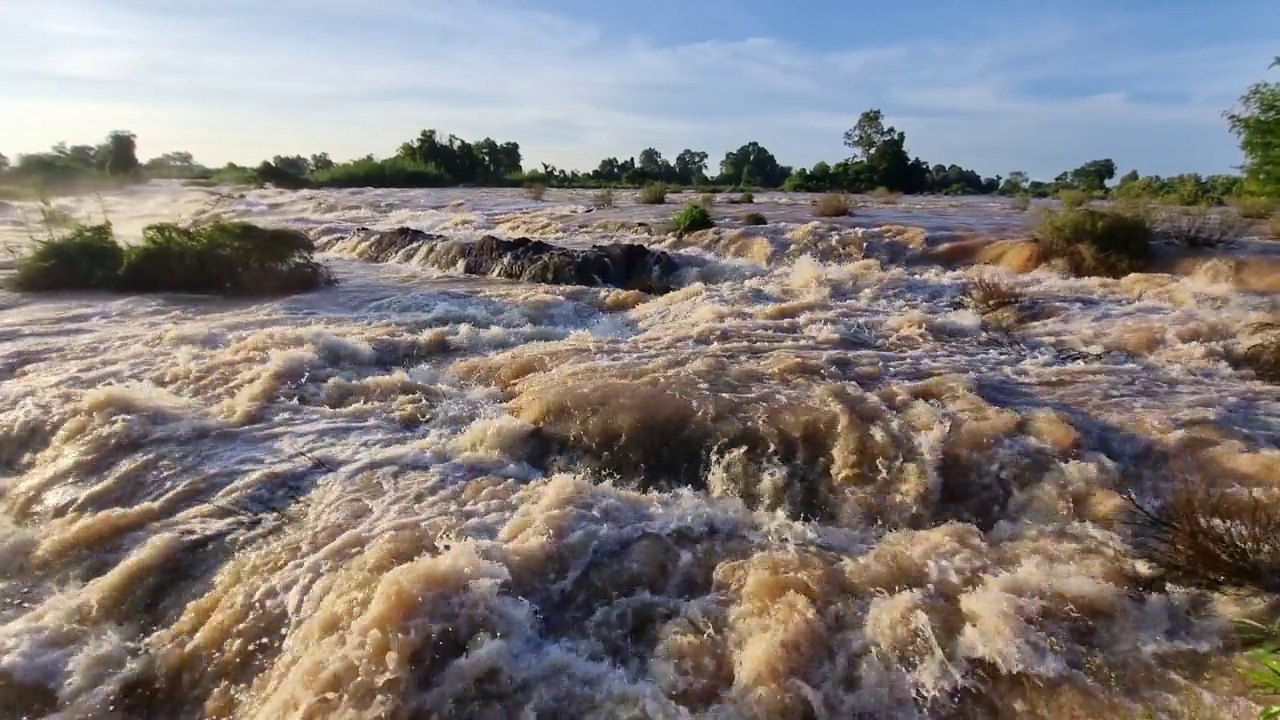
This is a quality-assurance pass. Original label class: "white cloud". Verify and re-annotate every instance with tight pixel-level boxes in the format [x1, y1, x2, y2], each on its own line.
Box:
[0, 0, 1270, 177]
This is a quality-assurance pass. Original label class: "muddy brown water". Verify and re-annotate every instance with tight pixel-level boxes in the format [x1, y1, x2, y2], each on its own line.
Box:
[0, 183, 1275, 718]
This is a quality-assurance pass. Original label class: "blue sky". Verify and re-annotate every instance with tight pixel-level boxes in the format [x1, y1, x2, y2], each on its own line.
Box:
[2, 0, 1276, 179]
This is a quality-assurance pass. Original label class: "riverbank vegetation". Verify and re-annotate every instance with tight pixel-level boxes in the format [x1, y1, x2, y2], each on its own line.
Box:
[3, 61, 1276, 212]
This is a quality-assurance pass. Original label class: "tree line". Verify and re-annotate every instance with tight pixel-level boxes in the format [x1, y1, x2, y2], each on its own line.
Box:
[3, 58, 1276, 203]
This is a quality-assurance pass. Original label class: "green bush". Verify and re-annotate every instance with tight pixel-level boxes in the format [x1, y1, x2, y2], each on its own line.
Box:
[738, 191, 755, 204]
[741, 212, 768, 226]
[1057, 188, 1092, 209]
[1035, 207, 1153, 277]
[698, 193, 716, 209]
[1011, 196, 1031, 212]
[311, 157, 451, 188]
[1229, 196, 1277, 219]
[524, 183, 546, 201]
[10, 221, 334, 296]
[637, 183, 668, 205]
[11, 223, 123, 291]
[671, 203, 715, 234]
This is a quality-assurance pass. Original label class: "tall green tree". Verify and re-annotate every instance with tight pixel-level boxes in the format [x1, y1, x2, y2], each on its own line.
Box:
[101, 131, 140, 177]
[843, 109, 899, 161]
[674, 149, 708, 185]
[1226, 57, 1280, 198]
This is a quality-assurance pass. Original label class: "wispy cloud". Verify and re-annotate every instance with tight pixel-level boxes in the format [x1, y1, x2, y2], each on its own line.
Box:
[0, 0, 1273, 177]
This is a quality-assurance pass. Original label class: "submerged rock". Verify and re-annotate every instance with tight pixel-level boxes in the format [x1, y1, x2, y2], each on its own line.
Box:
[323, 226, 681, 293]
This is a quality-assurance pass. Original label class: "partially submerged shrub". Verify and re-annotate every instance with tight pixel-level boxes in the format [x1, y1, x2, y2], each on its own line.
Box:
[741, 212, 768, 226]
[815, 193, 852, 217]
[523, 183, 546, 201]
[10, 223, 123, 291]
[965, 276, 1023, 313]
[671, 203, 714, 234]
[637, 183, 668, 205]
[1230, 196, 1277, 219]
[1035, 207, 1152, 277]
[1155, 206, 1249, 249]
[1238, 323, 1280, 382]
[120, 221, 334, 295]
[737, 191, 754, 204]
[10, 221, 334, 296]
[698, 193, 716, 209]
[1010, 196, 1031, 212]
[592, 188, 615, 208]
[1057, 188, 1092, 209]
[872, 186, 901, 203]
[1125, 478, 1280, 593]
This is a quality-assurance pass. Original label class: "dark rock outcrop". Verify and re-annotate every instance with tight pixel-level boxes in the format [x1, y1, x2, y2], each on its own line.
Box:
[323, 227, 681, 293]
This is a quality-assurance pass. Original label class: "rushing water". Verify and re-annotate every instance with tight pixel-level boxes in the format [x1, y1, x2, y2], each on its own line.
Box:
[0, 183, 1277, 718]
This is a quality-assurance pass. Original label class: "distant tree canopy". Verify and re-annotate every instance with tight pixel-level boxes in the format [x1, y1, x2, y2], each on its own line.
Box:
[1226, 56, 1280, 198]
[2, 79, 1268, 204]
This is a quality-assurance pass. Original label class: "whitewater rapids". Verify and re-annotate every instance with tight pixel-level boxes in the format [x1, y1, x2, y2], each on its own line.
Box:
[0, 183, 1277, 718]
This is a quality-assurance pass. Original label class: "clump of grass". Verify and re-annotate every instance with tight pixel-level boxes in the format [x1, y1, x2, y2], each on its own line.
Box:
[1238, 323, 1280, 383]
[10, 223, 123, 292]
[1124, 478, 1280, 593]
[1155, 206, 1249, 249]
[1035, 206, 1152, 277]
[671, 203, 715, 235]
[815, 193, 852, 218]
[1057, 188, 1092, 209]
[741, 212, 768, 226]
[1235, 620, 1280, 720]
[9, 220, 335, 296]
[871, 186, 901, 203]
[523, 183, 546, 201]
[636, 183, 668, 205]
[1010, 196, 1031, 212]
[1229, 196, 1277, 220]
[965, 276, 1023, 313]
[35, 197, 77, 229]
[592, 188, 615, 208]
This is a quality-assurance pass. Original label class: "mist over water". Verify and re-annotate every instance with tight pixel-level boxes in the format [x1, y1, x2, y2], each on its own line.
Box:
[0, 183, 1277, 718]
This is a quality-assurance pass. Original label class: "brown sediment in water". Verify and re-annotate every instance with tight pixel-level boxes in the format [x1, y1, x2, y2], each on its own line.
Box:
[0, 186, 1278, 718]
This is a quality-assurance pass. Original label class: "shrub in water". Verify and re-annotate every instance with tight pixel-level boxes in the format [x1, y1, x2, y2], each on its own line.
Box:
[738, 191, 755, 204]
[1056, 188, 1092, 209]
[671, 203, 715, 234]
[637, 183, 668, 205]
[815, 193, 852, 217]
[872, 186, 901, 203]
[10, 223, 123, 291]
[1010, 196, 1031, 212]
[1154, 206, 1249, 249]
[1126, 475, 1280, 593]
[119, 221, 334, 295]
[523, 183, 546, 201]
[698, 193, 716, 209]
[11, 220, 334, 296]
[965, 277, 1023, 313]
[1229, 196, 1276, 219]
[1035, 207, 1152, 277]
[592, 189, 615, 208]
[741, 212, 768, 226]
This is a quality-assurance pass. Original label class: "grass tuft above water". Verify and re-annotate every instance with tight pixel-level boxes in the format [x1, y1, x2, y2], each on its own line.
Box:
[10, 220, 335, 296]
